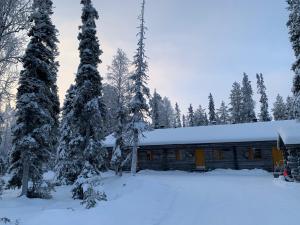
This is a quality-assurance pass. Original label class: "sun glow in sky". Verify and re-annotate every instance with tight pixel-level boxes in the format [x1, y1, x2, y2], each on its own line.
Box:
[52, 0, 294, 113]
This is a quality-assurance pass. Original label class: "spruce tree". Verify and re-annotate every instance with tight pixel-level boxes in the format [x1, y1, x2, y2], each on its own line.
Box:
[150, 90, 163, 129]
[229, 82, 243, 124]
[71, 0, 107, 205]
[194, 105, 208, 126]
[287, 0, 300, 119]
[272, 94, 288, 121]
[161, 97, 174, 128]
[217, 101, 230, 125]
[55, 85, 78, 185]
[8, 0, 59, 197]
[182, 115, 186, 127]
[286, 96, 296, 119]
[174, 103, 182, 128]
[128, 0, 150, 174]
[241, 73, 256, 122]
[187, 104, 195, 127]
[107, 49, 131, 176]
[256, 73, 271, 121]
[208, 93, 216, 124]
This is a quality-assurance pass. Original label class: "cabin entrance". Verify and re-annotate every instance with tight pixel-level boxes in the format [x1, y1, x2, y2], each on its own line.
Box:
[272, 147, 284, 169]
[195, 149, 205, 169]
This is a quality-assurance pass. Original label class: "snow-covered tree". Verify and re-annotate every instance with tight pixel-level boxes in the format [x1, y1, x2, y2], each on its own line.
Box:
[102, 84, 118, 134]
[187, 104, 195, 127]
[0, 0, 32, 108]
[8, 0, 60, 197]
[286, 95, 296, 119]
[272, 94, 288, 121]
[208, 93, 216, 124]
[241, 73, 256, 123]
[174, 103, 182, 128]
[217, 101, 230, 125]
[182, 114, 187, 127]
[55, 85, 78, 185]
[194, 105, 208, 126]
[256, 73, 271, 121]
[107, 49, 131, 176]
[70, 0, 107, 206]
[161, 97, 174, 128]
[149, 90, 163, 129]
[229, 82, 243, 124]
[128, 0, 150, 175]
[287, 0, 300, 120]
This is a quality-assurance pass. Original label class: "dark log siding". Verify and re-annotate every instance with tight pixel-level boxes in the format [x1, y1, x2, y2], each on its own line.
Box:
[108, 141, 279, 172]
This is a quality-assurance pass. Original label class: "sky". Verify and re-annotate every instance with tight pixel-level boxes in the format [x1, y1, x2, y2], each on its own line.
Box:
[52, 0, 294, 114]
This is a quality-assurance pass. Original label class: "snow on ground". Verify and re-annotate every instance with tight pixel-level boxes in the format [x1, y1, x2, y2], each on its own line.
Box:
[1, 169, 300, 225]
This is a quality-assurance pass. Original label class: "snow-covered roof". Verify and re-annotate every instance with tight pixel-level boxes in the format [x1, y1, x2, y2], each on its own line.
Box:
[103, 120, 300, 147]
[278, 120, 300, 145]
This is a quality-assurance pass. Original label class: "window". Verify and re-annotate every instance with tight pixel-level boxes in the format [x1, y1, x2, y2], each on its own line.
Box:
[175, 150, 181, 160]
[146, 151, 153, 161]
[213, 150, 224, 160]
[254, 149, 262, 159]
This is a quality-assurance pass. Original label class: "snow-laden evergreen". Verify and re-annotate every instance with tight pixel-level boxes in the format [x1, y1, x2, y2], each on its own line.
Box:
[182, 115, 187, 127]
[217, 101, 230, 125]
[8, 0, 60, 197]
[69, 0, 107, 206]
[229, 82, 243, 124]
[194, 105, 208, 126]
[174, 103, 182, 128]
[286, 96, 296, 119]
[256, 73, 271, 121]
[128, 0, 150, 174]
[272, 94, 287, 121]
[107, 49, 131, 176]
[287, 0, 300, 119]
[241, 73, 256, 123]
[208, 93, 216, 124]
[187, 104, 195, 127]
[150, 90, 163, 129]
[55, 85, 78, 185]
[161, 97, 175, 128]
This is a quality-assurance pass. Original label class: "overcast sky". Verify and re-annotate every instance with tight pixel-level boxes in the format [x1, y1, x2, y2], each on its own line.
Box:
[52, 0, 294, 114]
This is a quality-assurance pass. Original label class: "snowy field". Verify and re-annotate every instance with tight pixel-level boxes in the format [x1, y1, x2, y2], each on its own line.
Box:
[1, 169, 300, 225]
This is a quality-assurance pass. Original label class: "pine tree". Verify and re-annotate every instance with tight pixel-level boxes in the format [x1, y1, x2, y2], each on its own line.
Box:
[287, 0, 300, 120]
[286, 96, 296, 119]
[187, 104, 195, 127]
[272, 94, 288, 121]
[174, 103, 182, 128]
[55, 85, 78, 185]
[241, 73, 256, 122]
[194, 105, 208, 126]
[149, 90, 163, 129]
[182, 115, 186, 127]
[128, 0, 150, 175]
[161, 97, 174, 128]
[229, 82, 243, 124]
[8, 0, 60, 197]
[70, 0, 107, 206]
[256, 73, 271, 121]
[107, 49, 131, 176]
[208, 93, 216, 124]
[217, 101, 230, 125]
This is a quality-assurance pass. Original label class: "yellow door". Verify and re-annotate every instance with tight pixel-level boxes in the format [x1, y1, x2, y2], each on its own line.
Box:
[272, 147, 284, 168]
[195, 149, 205, 168]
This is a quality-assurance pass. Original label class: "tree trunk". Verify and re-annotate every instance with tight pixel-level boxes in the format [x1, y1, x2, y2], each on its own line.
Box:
[20, 156, 29, 197]
[131, 131, 138, 175]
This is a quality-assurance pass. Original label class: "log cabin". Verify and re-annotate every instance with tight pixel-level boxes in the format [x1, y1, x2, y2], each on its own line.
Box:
[104, 120, 300, 172]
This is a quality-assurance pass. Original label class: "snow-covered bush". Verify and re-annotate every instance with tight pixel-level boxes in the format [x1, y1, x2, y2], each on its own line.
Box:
[0, 178, 5, 197]
[27, 180, 55, 199]
[72, 166, 107, 209]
